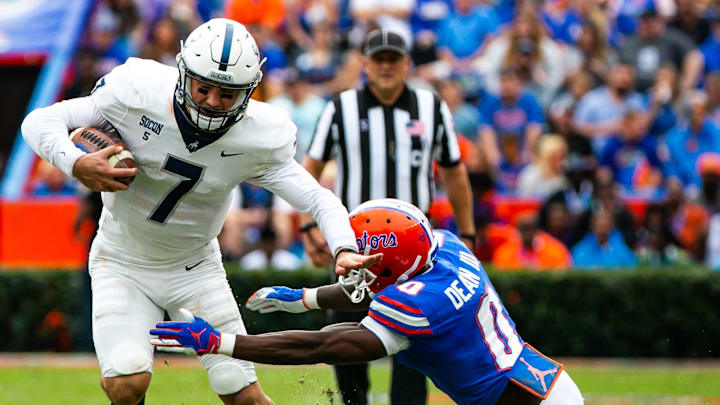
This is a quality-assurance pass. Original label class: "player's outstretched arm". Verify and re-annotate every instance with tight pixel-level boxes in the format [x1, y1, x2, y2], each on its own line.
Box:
[150, 311, 387, 365]
[246, 283, 372, 314]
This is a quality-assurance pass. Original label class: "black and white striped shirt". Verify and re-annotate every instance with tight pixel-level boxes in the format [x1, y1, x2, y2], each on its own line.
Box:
[307, 85, 461, 213]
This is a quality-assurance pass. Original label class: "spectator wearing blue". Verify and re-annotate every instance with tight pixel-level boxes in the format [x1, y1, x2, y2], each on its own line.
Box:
[88, 8, 139, 75]
[410, 0, 453, 67]
[478, 67, 544, 181]
[541, 0, 582, 45]
[436, 0, 499, 70]
[437, 79, 480, 140]
[491, 0, 515, 27]
[646, 65, 678, 137]
[573, 63, 647, 154]
[600, 110, 666, 194]
[571, 209, 637, 268]
[31, 160, 76, 197]
[292, 22, 343, 87]
[409, 0, 453, 66]
[410, 0, 452, 36]
[613, 0, 655, 37]
[268, 69, 327, 162]
[247, 23, 287, 74]
[196, 0, 226, 21]
[619, 6, 703, 93]
[665, 92, 720, 193]
[700, 12, 720, 75]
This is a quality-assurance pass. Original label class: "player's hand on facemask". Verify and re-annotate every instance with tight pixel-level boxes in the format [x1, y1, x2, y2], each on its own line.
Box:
[150, 309, 227, 356]
[245, 286, 313, 313]
[335, 251, 383, 276]
[72, 146, 137, 192]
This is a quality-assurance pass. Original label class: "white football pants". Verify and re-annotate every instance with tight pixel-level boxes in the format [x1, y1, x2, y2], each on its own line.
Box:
[88, 237, 256, 395]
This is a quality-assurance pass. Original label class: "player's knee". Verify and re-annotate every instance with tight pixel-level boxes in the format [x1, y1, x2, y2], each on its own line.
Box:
[102, 373, 151, 405]
[208, 363, 250, 396]
[219, 381, 273, 405]
[543, 371, 584, 405]
[109, 342, 152, 375]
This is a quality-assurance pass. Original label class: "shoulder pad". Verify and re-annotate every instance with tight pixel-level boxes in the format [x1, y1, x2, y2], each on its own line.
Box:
[91, 58, 176, 122]
[368, 289, 432, 337]
[239, 101, 297, 161]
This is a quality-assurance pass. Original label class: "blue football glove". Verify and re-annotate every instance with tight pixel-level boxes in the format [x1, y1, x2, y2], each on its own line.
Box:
[245, 286, 319, 314]
[150, 309, 234, 356]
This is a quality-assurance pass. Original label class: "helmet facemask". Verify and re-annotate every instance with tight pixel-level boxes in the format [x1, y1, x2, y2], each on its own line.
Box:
[175, 51, 265, 135]
[338, 245, 378, 304]
[338, 268, 378, 304]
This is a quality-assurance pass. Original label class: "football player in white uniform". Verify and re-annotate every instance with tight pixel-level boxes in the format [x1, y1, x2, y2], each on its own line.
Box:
[21, 18, 381, 405]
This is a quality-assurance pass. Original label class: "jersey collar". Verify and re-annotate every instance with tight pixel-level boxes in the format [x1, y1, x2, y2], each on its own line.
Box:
[361, 83, 413, 111]
[173, 97, 232, 153]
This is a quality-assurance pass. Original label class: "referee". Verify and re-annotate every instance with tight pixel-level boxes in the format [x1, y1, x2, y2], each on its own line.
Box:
[299, 30, 475, 405]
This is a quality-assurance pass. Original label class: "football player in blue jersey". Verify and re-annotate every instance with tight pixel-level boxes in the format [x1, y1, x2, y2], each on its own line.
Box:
[150, 199, 583, 405]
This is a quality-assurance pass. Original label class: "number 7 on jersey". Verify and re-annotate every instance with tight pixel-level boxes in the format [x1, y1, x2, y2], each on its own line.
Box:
[148, 155, 205, 224]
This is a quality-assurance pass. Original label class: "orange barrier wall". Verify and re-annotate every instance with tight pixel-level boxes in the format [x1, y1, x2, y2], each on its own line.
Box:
[0, 195, 654, 269]
[0, 198, 88, 269]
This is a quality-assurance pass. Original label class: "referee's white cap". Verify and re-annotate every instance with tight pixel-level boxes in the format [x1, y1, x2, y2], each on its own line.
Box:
[363, 29, 409, 57]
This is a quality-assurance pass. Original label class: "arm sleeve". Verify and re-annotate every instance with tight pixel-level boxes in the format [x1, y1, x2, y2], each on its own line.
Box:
[434, 99, 461, 167]
[248, 148, 357, 256]
[21, 97, 109, 177]
[360, 316, 410, 356]
[306, 100, 337, 161]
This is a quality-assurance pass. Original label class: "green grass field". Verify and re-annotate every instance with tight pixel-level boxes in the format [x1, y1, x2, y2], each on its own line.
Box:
[1, 357, 719, 404]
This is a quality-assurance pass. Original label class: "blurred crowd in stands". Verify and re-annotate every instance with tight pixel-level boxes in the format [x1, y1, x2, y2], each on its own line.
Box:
[36, 0, 720, 271]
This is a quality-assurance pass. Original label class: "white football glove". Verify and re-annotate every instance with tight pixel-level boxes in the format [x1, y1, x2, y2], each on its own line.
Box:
[245, 286, 320, 313]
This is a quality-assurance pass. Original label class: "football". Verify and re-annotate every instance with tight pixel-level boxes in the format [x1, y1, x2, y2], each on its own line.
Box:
[69, 127, 135, 185]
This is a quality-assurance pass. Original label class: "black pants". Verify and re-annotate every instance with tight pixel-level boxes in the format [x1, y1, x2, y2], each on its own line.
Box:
[331, 310, 427, 405]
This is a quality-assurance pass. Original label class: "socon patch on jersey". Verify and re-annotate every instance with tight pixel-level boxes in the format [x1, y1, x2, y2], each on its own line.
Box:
[139, 115, 165, 136]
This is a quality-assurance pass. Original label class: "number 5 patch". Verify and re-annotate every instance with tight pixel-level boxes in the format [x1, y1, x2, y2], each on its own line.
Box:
[509, 344, 563, 399]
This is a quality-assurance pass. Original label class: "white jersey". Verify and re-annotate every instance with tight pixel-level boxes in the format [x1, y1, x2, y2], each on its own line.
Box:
[22, 57, 357, 261]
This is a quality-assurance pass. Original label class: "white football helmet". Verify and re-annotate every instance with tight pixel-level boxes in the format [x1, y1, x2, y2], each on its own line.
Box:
[175, 18, 266, 134]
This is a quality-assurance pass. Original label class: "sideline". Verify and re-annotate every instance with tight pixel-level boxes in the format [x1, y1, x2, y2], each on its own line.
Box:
[2, 353, 720, 369]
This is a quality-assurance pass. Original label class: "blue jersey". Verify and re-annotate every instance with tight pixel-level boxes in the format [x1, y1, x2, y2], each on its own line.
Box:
[366, 230, 524, 404]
